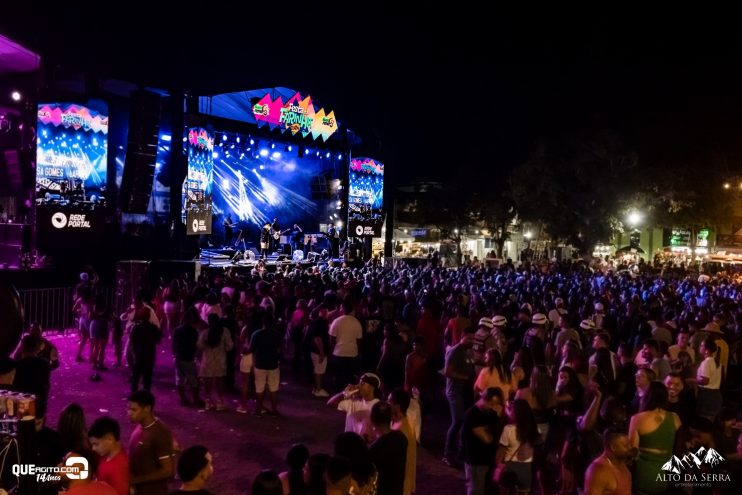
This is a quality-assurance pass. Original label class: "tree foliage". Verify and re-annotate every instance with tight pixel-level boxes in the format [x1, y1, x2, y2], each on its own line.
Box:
[509, 129, 641, 254]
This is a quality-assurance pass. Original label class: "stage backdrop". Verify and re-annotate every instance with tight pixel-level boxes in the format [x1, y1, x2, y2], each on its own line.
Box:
[36, 102, 108, 233]
[183, 128, 214, 235]
[211, 132, 339, 244]
[348, 157, 384, 237]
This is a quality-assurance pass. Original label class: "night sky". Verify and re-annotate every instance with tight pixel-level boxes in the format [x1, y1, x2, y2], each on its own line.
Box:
[4, 8, 742, 184]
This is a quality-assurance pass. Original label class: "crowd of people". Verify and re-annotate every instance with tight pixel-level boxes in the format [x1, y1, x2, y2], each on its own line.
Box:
[5, 258, 742, 494]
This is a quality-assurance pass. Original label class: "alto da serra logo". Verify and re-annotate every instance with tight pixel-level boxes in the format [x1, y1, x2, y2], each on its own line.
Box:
[658, 447, 730, 485]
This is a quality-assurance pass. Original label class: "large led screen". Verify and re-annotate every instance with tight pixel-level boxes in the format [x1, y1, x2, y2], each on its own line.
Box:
[36, 103, 108, 232]
[211, 134, 336, 246]
[183, 128, 214, 235]
[348, 157, 384, 237]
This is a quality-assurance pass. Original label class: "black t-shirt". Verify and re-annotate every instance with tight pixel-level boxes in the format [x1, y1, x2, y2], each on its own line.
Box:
[369, 430, 407, 495]
[308, 318, 330, 354]
[250, 328, 282, 370]
[665, 390, 695, 426]
[462, 405, 500, 465]
[172, 324, 199, 361]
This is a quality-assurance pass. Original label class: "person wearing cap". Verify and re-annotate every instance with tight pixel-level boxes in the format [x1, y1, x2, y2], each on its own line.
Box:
[169, 444, 214, 494]
[327, 373, 381, 442]
[489, 315, 509, 359]
[471, 317, 496, 372]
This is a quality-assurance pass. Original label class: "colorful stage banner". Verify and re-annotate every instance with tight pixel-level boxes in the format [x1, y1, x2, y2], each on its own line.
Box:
[183, 128, 214, 235]
[252, 91, 338, 141]
[348, 157, 384, 237]
[35, 103, 108, 233]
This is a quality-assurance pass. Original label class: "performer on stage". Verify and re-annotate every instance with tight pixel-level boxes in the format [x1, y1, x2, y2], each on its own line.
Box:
[270, 217, 280, 252]
[223, 213, 235, 248]
[290, 223, 304, 254]
[260, 223, 272, 259]
[327, 224, 340, 258]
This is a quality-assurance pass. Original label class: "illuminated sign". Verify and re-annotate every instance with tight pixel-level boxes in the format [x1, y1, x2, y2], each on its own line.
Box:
[183, 127, 214, 235]
[36, 103, 108, 233]
[348, 157, 384, 237]
[251, 91, 338, 141]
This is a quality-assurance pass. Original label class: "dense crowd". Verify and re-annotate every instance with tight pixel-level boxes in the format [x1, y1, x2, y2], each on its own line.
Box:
[4, 258, 742, 494]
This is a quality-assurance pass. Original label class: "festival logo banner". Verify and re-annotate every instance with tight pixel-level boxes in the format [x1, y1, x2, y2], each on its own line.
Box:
[36, 103, 109, 234]
[252, 91, 338, 141]
[348, 157, 384, 237]
[183, 128, 214, 235]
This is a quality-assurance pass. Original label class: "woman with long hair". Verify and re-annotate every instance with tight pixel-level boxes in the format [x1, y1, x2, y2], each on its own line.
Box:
[514, 365, 556, 440]
[58, 402, 90, 454]
[198, 313, 234, 411]
[590, 347, 617, 394]
[304, 453, 330, 495]
[475, 349, 514, 400]
[629, 381, 681, 494]
[333, 432, 378, 495]
[495, 399, 541, 494]
[279, 443, 310, 495]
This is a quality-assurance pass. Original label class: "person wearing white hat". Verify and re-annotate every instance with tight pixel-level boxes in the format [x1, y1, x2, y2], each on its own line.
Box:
[489, 315, 510, 359]
[472, 318, 496, 372]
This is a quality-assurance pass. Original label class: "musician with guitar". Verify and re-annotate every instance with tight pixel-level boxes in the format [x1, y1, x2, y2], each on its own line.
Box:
[270, 218, 281, 252]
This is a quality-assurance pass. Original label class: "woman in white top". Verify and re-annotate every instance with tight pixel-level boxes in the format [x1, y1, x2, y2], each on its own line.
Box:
[495, 399, 541, 494]
[692, 336, 723, 419]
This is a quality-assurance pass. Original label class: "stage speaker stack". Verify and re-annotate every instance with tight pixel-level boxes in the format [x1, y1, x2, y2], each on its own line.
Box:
[120, 91, 162, 213]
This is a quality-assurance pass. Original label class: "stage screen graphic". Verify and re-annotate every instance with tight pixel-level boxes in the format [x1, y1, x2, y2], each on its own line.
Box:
[211, 133, 335, 246]
[183, 128, 214, 235]
[348, 157, 384, 237]
[36, 103, 108, 232]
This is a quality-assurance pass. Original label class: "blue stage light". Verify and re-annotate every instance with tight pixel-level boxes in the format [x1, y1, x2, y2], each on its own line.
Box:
[230, 144, 235, 149]
[316, 151, 320, 156]
[236, 136, 240, 143]
[222, 179, 230, 188]
[272, 151, 281, 158]
[161, 134, 172, 142]
[260, 165, 265, 170]
[337, 154, 342, 160]
[271, 143, 275, 149]
[222, 134, 228, 141]
[260, 149, 269, 157]
[288, 145, 292, 152]
[213, 151, 219, 158]
[250, 139, 255, 145]
[326, 152, 331, 158]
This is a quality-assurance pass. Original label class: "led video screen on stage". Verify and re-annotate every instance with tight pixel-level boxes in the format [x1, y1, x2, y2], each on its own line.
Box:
[183, 128, 214, 235]
[348, 157, 384, 237]
[36, 103, 108, 232]
[212, 135, 325, 240]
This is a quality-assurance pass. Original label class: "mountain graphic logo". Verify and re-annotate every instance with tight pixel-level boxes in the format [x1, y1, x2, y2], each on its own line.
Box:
[661, 447, 725, 474]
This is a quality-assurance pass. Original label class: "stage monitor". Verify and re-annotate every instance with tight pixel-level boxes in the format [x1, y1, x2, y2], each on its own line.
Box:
[35, 103, 108, 233]
[348, 157, 384, 237]
[183, 128, 214, 235]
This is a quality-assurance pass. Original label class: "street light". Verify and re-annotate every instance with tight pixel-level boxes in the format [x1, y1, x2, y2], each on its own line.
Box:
[627, 211, 643, 228]
[524, 231, 532, 240]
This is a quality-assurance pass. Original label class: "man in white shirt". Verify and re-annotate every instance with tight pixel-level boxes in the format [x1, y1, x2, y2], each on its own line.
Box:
[327, 373, 381, 443]
[329, 300, 363, 389]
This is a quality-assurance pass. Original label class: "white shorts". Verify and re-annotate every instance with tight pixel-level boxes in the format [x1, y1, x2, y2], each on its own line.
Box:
[254, 368, 280, 393]
[310, 353, 327, 374]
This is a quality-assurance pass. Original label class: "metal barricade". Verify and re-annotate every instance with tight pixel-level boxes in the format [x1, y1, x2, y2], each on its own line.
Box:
[18, 286, 115, 333]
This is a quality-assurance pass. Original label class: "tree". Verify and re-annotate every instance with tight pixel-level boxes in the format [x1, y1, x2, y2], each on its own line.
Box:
[509, 129, 642, 255]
